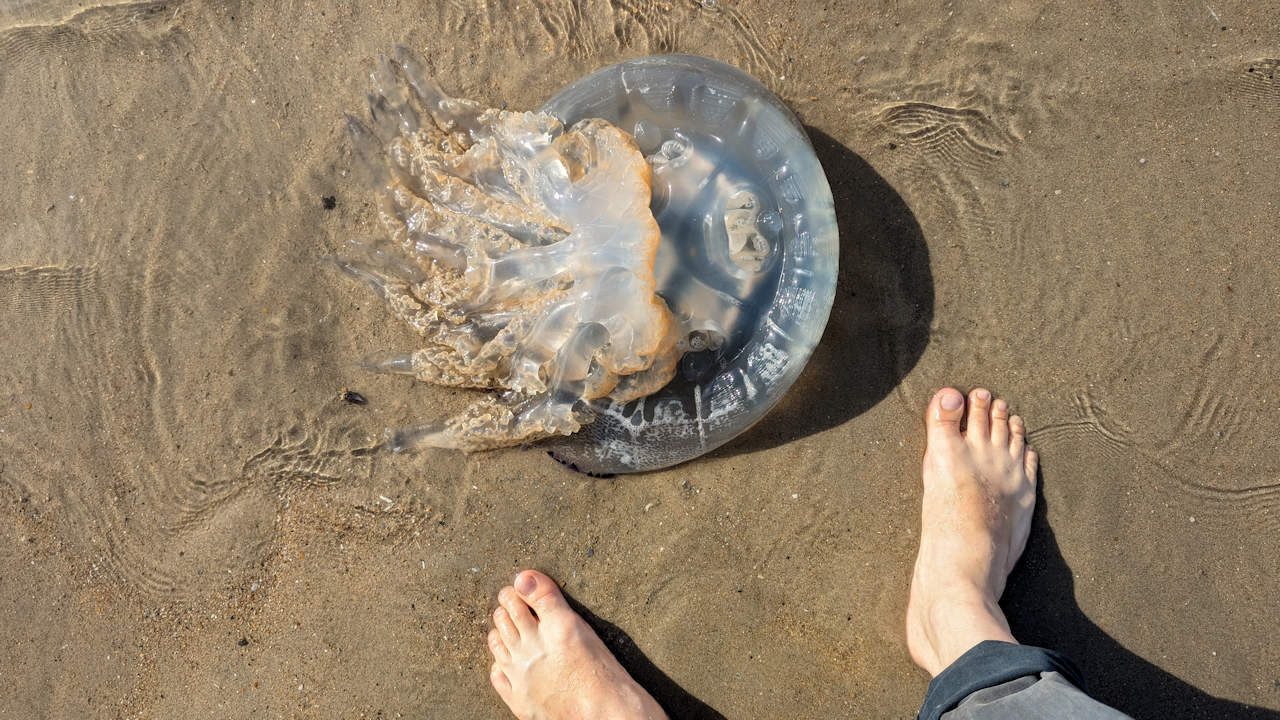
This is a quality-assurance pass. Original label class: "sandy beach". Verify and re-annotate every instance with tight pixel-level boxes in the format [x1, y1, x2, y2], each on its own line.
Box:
[0, 0, 1277, 717]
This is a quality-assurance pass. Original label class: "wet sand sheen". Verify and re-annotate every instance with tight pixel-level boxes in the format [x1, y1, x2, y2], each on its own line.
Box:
[0, 0, 1277, 718]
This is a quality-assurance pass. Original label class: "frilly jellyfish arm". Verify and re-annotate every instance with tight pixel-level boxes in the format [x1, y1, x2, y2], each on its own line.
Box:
[336, 51, 679, 452]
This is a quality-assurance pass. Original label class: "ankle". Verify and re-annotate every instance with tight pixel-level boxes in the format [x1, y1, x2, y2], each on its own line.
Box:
[913, 588, 1016, 676]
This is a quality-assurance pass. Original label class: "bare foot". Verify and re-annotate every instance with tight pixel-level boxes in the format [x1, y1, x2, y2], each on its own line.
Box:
[487, 570, 668, 720]
[906, 387, 1039, 677]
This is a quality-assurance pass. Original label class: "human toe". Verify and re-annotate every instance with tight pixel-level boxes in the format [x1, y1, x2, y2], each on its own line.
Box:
[926, 388, 966, 445]
[1009, 415, 1026, 455]
[499, 586, 538, 635]
[966, 388, 992, 439]
[489, 663, 513, 700]
[513, 570, 572, 619]
[1024, 449, 1039, 479]
[493, 606, 520, 646]
[487, 628, 510, 663]
[990, 398, 1010, 445]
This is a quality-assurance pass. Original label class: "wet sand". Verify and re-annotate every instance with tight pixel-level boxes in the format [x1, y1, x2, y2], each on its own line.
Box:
[1, 1, 1277, 717]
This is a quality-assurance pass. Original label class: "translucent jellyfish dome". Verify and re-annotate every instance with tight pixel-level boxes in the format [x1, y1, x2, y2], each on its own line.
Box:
[539, 55, 839, 473]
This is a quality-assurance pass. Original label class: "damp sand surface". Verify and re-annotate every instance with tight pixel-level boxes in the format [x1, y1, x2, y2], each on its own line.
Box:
[1, 1, 1278, 718]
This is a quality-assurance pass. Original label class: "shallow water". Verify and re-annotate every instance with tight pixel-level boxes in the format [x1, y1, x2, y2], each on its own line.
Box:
[0, 1, 1276, 718]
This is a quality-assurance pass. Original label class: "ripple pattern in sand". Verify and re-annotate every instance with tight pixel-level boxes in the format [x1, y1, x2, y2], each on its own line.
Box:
[0, 0, 181, 76]
[1030, 392, 1280, 535]
[1237, 58, 1279, 108]
[433, 0, 784, 92]
[0, 4, 383, 600]
[873, 100, 1012, 257]
[0, 265, 100, 318]
[845, 64, 1031, 397]
[846, 51, 1277, 544]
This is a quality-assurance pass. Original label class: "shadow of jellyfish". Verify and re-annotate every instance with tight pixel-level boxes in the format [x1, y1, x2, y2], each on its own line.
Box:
[715, 126, 934, 457]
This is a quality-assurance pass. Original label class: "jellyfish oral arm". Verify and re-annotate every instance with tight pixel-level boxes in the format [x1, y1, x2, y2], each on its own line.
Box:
[337, 50, 679, 452]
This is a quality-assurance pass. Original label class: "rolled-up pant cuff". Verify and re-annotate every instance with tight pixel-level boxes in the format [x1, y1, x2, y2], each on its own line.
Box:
[917, 640, 1087, 720]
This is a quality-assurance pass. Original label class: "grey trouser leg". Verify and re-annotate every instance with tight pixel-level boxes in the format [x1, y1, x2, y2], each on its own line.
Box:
[918, 641, 1132, 720]
[942, 671, 1132, 719]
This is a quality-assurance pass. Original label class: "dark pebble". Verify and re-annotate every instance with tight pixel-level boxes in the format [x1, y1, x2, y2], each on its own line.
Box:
[322, 195, 337, 210]
[342, 390, 367, 405]
[238, 637, 249, 647]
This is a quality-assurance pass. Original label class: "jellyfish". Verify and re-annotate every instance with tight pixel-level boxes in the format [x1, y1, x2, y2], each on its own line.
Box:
[336, 50, 838, 473]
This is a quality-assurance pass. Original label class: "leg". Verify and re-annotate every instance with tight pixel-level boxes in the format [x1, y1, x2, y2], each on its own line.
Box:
[935, 666, 1131, 719]
[907, 388, 1131, 720]
[907, 387, 1034, 675]
[487, 569, 668, 720]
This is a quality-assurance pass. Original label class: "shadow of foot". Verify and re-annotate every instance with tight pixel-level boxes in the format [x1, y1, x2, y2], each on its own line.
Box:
[560, 589, 727, 720]
[1003, 479, 1280, 719]
[713, 126, 933, 457]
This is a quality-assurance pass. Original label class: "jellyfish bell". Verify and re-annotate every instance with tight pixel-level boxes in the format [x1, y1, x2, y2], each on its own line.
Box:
[540, 55, 839, 473]
[336, 50, 837, 474]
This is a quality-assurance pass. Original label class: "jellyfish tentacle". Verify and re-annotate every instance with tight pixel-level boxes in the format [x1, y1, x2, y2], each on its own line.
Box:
[341, 236, 431, 284]
[376, 186, 575, 316]
[367, 54, 422, 138]
[378, 186, 472, 273]
[397, 162, 566, 247]
[343, 113, 391, 190]
[357, 344, 507, 389]
[322, 250, 487, 361]
[402, 130, 522, 205]
[357, 346, 511, 389]
[607, 330, 682, 404]
[409, 297, 561, 389]
[340, 56, 680, 453]
[355, 351, 417, 376]
[408, 345, 506, 388]
[387, 396, 522, 452]
[391, 45, 487, 150]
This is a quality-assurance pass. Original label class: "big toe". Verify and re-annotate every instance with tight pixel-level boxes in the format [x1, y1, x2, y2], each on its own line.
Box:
[514, 570, 571, 619]
[926, 388, 966, 445]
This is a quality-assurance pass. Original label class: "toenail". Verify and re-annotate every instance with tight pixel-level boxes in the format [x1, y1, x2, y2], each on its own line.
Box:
[940, 392, 963, 411]
[975, 389, 990, 401]
[515, 572, 536, 595]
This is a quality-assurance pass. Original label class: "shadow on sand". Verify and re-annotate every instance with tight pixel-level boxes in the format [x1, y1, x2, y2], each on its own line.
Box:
[1004, 478, 1280, 719]
[712, 126, 933, 458]
[564, 482, 1279, 719]
[561, 590, 727, 720]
